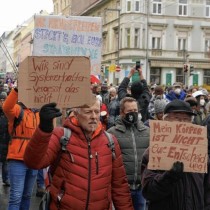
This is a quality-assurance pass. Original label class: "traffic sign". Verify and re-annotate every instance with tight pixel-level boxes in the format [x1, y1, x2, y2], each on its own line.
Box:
[109, 64, 116, 72]
[116, 65, 121, 72]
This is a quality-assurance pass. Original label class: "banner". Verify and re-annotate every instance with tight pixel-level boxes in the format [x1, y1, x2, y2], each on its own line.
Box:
[18, 56, 92, 109]
[32, 15, 102, 75]
[148, 120, 208, 173]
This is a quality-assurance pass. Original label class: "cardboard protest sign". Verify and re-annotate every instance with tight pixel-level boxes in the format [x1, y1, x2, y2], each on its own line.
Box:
[148, 120, 208, 173]
[32, 15, 102, 75]
[18, 56, 92, 109]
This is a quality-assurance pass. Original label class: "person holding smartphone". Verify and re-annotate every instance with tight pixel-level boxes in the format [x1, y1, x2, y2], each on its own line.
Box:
[118, 62, 151, 122]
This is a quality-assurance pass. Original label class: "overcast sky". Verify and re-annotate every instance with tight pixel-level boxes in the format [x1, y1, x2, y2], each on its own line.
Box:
[0, 0, 53, 35]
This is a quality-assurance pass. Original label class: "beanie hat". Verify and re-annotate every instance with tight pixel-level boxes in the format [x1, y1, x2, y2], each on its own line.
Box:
[0, 92, 7, 100]
[131, 81, 144, 98]
[154, 86, 164, 96]
[154, 98, 167, 114]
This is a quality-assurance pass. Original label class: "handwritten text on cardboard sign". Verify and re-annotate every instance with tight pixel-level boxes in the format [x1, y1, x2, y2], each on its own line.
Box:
[148, 120, 208, 173]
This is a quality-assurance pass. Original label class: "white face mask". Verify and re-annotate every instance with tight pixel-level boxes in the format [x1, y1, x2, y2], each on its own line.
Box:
[174, 88, 181, 95]
[200, 99, 205, 106]
[138, 113, 142, 121]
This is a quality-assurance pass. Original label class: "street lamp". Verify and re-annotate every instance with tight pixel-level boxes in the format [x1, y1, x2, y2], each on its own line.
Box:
[145, 1, 150, 81]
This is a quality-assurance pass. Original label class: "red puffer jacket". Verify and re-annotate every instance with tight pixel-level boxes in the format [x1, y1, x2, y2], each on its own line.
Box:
[24, 117, 134, 210]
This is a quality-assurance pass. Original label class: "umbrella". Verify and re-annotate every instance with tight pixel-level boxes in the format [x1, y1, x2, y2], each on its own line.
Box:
[90, 75, 100, 84]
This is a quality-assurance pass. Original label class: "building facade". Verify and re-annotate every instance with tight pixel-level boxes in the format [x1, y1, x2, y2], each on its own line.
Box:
[78, 0, 210, 88]
[52, 0, 98, 16]
[1, 0, 210, 88]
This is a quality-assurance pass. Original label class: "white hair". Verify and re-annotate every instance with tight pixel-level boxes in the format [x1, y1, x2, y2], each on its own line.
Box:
[109, 87, 116, 93]
[73, 95, 101, 114]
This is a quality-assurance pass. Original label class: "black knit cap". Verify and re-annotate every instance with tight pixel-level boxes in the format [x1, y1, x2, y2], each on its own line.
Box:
[131, 81, 144, 98]
[164, 99, 196, 116]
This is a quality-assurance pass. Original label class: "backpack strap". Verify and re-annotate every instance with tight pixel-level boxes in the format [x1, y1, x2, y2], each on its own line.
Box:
[104, 131, 116, 160]
[11, 106, 24, 137]
[60, 128, 71, 151]
[48, 127, 72, 182]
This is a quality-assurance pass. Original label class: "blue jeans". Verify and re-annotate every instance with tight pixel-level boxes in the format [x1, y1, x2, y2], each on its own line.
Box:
[7, 160, 38, 210]
[2, 160, 9, 182]
[131, 189, 146, 210]
[37, 169, 45, 189]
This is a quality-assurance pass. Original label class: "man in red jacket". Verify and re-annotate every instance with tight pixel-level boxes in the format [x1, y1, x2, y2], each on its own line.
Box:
[24, 95, 134, 210]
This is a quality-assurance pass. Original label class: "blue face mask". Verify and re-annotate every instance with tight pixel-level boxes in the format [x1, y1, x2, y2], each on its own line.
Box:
[124, 112, 138, 124]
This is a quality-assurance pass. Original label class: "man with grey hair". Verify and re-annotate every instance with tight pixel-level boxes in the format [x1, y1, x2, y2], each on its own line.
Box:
[107, 86, 120, 129]
[24, 95, 134, 210]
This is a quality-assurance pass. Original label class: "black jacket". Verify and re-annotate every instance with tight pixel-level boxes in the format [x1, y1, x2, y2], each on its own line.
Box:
[141, 149, 210, 210]
[0, 109, 10, 162]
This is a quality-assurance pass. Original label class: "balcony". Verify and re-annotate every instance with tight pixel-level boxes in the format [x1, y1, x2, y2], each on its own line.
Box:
[151, 49, 162, 56]
[177, 51, 185, 57]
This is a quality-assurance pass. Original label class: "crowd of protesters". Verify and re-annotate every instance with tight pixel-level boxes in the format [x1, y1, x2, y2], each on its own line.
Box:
[0, 66, 210, 209]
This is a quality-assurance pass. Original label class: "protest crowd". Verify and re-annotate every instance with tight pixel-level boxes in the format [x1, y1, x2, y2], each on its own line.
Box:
[0, 64, 210, 210]
[1, 6, 210, 206]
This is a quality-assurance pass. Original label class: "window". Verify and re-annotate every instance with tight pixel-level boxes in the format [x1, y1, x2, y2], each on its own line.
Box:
[102, 32, 108, 52]
[204, 70, 210, 85]
[135, 0, 140, 12]
[61, 0, 63, 10]
[134, 28, 140, 48]
[178, 38, 187, 51]
[116, 0, 120, 9]
[125, 28, 131, 48]
[113, 28, 119, 51]
[205, 39, 210, 52]
[206, 0, 210, 17]
[152, 0, 162, 14]
[120, 28, 123, 48]
[126, 0, 131, 12]
[150, 68, 161, 84]
[176, 69, 184, 84]
[97, 11, 102, 17]
[179, 0, 187, 16]
[152, 37, 161, 49]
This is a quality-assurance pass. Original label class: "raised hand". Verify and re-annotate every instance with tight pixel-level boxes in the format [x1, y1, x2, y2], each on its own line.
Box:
[39, 103, 62, 133]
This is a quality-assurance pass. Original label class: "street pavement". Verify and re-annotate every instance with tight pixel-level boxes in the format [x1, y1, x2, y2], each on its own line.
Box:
[0, 163, 41, 210]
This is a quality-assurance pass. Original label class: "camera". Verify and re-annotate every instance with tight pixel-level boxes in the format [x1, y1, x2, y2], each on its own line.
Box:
[136, 61, 141, 70]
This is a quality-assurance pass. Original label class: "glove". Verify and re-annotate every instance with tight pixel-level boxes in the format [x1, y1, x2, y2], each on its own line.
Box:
[168, 161, 184, 179]
[39, 102, 62, 133]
